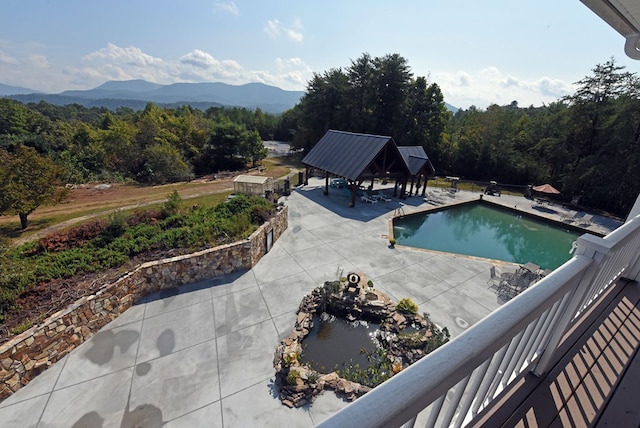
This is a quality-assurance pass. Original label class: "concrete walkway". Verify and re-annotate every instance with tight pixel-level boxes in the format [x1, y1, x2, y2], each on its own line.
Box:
[0, 180, 622, 427]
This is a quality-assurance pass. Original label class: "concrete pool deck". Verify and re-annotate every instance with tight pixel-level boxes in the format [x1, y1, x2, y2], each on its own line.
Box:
[0, 179, 622, 427]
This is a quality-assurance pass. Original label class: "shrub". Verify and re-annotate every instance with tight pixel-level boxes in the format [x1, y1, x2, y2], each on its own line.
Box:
[396, 298, 419, 315]
[286, 369, 301, 385]
[9, 320, 32, 335]
[35, 219, 106, 254]
[161, 190, 182, 218]
[101, 210, 128, 242]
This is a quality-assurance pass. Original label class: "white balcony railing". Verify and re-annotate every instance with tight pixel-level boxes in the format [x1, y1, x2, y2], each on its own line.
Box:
[317, 210, 640, 428]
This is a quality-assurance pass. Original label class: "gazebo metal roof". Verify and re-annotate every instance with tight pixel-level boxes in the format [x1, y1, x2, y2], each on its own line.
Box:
[301, 130, 409, 181]
[397, 146, 435, 176]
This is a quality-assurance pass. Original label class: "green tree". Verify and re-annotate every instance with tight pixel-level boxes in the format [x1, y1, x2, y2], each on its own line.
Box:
[137, 142, 194, 184]
[0, 145, 68, 229]
[239, 129, 268, 166]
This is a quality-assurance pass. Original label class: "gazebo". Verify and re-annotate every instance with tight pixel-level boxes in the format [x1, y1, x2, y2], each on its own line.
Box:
[301, 130, 412, 206]
[398, 146, 435, 197]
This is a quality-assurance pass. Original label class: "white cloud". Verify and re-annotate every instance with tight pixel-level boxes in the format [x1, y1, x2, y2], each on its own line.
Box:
[274, 57, 313, 86]
[180, 49, 218, 69]
[27, 54, 49, 68]
[0, 50, 18, 64]
[83, 43, 164, 68]
[436, 66, 574, 109]
[264, 19, 281, 39]
[287, 29, 304, 43]
[264, 18, 304, 43]
[215, 1, 239, 16]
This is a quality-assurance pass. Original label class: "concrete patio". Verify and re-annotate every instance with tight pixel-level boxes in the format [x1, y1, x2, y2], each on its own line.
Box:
[0, 179, 622, 427]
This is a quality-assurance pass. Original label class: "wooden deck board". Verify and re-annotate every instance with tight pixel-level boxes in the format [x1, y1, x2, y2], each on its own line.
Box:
[469, 280, 640, 428]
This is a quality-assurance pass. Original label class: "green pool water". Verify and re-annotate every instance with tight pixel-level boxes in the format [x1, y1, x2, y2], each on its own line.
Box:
[393, 203, 581, 270]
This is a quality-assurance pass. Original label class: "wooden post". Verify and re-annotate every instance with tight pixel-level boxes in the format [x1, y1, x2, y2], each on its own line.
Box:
[350, 182, 357, 207]
[409, 176, 416, 196]
[304, 166, 309, 185]
[325, 171, 329, 194]
[421, 175, 428, 196]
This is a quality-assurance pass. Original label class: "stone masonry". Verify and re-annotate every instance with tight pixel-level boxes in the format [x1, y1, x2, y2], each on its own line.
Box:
[0, 206, 288, 401]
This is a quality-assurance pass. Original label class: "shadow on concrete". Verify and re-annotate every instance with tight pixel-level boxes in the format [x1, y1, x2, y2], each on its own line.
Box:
[293, 186, 404, 222]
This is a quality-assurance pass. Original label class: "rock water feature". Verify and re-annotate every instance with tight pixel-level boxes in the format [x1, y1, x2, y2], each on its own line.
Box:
[273, 272, 450, 408]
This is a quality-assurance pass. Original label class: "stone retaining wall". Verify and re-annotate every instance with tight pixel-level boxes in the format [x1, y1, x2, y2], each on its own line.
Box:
[0, 206, 288, 401]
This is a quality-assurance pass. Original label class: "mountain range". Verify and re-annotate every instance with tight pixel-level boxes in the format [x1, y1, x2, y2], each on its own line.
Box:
[1, 79, 458, 114]
[2, 80, 305, 114]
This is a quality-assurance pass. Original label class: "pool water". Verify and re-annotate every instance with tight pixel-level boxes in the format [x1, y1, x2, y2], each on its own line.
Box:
[393, 203, 581, 270]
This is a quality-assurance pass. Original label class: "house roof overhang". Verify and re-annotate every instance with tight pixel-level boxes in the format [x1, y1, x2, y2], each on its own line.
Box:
[581, 0, 640, 59]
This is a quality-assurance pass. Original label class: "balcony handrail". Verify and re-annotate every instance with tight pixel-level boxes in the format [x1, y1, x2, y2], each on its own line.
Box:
[317, 213, 640, 428]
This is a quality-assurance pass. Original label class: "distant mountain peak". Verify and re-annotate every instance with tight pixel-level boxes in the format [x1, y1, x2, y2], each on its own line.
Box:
[0, 83, 42, 96]
[94, 79, 164, 93]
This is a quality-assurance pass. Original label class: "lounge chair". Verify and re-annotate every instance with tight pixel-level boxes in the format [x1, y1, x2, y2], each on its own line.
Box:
[424, 192, 444, 205]
[561, 210, 579, 223]
[360, 195, 378, 204]
[577, 213, 593, 226]
[377, 193, 392, 202]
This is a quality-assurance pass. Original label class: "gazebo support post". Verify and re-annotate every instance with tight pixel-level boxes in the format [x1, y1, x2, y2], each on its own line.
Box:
[324, 172, 329, 194]
[421, 175, 428, 196]
[393, 179, 399, 197]
[409, 176, 416, 196]
[350, 182, 357, 207]
[304, 166, 309, 185]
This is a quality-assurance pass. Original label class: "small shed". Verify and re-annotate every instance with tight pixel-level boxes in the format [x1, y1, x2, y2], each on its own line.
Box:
[233, 175, 273, 195]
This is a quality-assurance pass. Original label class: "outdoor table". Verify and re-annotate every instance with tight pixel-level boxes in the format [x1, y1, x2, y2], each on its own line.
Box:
[518, 262, 540, 274]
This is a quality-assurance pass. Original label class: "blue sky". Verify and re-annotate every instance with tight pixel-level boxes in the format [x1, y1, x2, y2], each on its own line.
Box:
[1, 0, 638, 109]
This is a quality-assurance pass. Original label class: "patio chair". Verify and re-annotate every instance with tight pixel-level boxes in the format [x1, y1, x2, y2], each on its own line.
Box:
[487, 266, 500, 288]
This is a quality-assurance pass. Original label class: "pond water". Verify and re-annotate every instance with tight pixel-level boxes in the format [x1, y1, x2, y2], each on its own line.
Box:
[393, 202, 581, 270]
[300, 312, 379, 373]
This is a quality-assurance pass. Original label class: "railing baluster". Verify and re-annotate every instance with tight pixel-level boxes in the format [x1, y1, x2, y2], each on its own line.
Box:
[400, 416, 416, 428]
[516, 314, 548, 370]
[533, 255, 595, 376]
[490, 330, 524, 396]
[472, 345, 509, 416]
[528, 300, 560, 362]
[441, 374, 471, 427]
[504, 321, 536, 380]
[425, 395, 446, 428]
[454, 359, 491, 428]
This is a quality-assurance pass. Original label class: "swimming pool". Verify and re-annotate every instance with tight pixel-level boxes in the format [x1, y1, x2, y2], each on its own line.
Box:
[393, 202, 581, 270]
